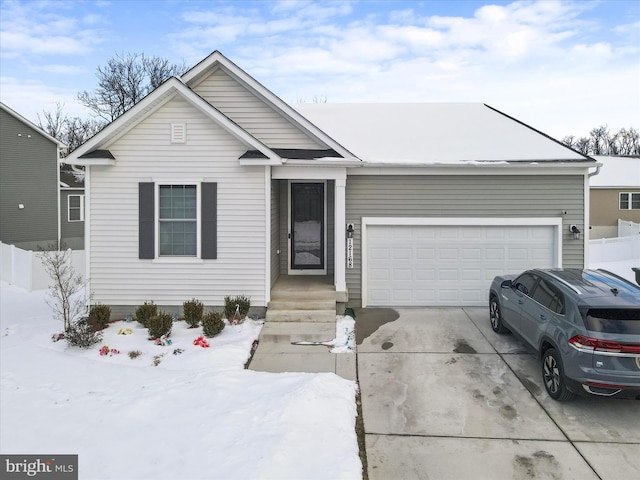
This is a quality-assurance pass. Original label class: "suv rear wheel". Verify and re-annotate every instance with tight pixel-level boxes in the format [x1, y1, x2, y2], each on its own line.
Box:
[541, 348, 575, 401]
[489, 295, 509, 334]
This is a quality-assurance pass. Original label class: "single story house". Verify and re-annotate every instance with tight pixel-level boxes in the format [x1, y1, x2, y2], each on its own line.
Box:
[65, 51, 597, 317]
[0, 102, 68, 251]
[589, 155, 640, 239]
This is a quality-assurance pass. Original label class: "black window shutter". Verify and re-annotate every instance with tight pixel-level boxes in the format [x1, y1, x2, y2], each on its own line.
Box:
[201, 182, 217, 259]
[139, 182, 155, 259]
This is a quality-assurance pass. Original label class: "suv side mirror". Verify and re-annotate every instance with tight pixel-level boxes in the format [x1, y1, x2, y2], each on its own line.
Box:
[501, 280, 512, 289]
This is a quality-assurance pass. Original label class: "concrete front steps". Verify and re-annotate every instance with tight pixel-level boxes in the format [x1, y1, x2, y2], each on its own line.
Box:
[266, 275, 337, 323]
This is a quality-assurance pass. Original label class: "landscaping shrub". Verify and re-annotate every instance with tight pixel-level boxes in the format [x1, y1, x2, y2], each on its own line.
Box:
[87, 304, 111, 331]
[224, 295, 251, 324]
[202, 311, 225, 338]
[147, 312, 173, 339]
[183, 298, 204, 328]
[135, 301, 157, 327]
[65, 317, 103, 348]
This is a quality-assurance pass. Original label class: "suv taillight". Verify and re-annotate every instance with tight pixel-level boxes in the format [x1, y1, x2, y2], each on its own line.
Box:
[569, 335, 640, 354]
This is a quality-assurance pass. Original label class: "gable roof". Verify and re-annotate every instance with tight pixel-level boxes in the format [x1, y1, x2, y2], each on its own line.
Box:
[590, 156, 640, 188]
[1, 101, 67, 149]
[65, 77, 281, 165]
[295, 103, 593, 165]
[182, 51, 356, 160]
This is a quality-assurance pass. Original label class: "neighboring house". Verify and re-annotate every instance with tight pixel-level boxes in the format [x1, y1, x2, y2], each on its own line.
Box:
[0, 102, 67, 251]
[60, 164, 85, 249]
[65, 51, 596, 317]
[589, 155, 640, 239]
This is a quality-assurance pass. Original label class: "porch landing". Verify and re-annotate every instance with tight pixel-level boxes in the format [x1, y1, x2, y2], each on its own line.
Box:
[265, 275, 337, 323]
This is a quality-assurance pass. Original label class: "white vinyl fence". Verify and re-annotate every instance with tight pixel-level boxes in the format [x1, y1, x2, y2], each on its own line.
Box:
[1, 242, 85, 291]
[589, 235, 640, 263]
[618, 219, 640, 237]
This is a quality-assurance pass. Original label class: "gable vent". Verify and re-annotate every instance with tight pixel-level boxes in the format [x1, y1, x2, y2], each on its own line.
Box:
[171, 123, 186, 143]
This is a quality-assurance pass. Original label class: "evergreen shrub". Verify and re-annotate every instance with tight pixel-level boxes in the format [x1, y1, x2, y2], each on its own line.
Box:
[183, 298, 204, 328]
[135, 301, 157, 327]
[147, 312, 173, 339]
[202, 311, 225, 338]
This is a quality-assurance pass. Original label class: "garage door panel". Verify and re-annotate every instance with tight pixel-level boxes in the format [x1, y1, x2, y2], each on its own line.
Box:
[366, 223, 556, 307]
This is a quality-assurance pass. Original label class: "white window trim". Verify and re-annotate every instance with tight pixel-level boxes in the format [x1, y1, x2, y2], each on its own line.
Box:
[67, 194, 84, 222]
[153, 182, 201, 261]
[619, 192, 640, 210]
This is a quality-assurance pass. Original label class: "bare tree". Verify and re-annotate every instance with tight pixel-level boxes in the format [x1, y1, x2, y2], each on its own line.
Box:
[38, 245, 86, 332]
[561, 126, 640, 156]
[77, 52, 187, 123]
[38, 103, 103, 155]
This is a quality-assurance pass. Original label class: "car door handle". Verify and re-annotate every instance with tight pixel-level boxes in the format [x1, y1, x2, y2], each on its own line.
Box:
[539, 314, 546, 321]
[518, 300, 524, 305]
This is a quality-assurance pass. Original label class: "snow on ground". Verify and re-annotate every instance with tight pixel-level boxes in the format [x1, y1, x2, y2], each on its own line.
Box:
[0, 283, 362, 480]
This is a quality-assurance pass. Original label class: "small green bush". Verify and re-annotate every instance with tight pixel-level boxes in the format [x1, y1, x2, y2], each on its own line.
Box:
[202, 311, 225, 338]
[224, 295, 251, 323]
[135, 301, 158, 327]
[147, 312, 173, 339]
[183, 298, 204, 328]
[87, 304, 111, 331]
[65, 317, 103, 348]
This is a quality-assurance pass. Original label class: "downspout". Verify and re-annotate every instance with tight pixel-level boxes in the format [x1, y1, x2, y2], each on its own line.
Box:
[584, 163, 602, 268]
[56, 148, 63, 250]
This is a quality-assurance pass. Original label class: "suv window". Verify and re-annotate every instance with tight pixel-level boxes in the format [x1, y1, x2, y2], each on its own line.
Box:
[532, 278, 566, 314]
[585, 309, 640, 334]
[515, 273, 538, 296]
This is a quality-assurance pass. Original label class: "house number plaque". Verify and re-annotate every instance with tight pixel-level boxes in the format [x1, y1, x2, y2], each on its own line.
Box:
[347, 238, 354, 268]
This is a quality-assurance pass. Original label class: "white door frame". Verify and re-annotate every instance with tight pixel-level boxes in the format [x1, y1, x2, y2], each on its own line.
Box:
[288, 180, 328, 275]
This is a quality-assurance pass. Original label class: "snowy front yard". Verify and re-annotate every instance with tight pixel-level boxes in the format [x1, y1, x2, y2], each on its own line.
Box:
[0, 283, 362, 480]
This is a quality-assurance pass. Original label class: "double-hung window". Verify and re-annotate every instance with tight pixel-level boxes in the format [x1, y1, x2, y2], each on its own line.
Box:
[139, 182, 217, 260]
[159, 185, 197, 256]
[68, 194, 84, 222]
[619, 192, 640, 210]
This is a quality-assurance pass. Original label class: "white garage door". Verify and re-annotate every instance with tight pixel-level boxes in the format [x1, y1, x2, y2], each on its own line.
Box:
[365, 222, 557, 307]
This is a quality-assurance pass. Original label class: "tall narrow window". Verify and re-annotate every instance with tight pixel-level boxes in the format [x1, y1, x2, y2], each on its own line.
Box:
[68, 194, 84, 221]
[159, 185, 197, 256]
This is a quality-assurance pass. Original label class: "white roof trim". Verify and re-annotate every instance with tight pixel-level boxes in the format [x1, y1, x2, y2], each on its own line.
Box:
[1, 101, 67, 148]
[182, 51, 357, 160]
[65, 77, 280, 165]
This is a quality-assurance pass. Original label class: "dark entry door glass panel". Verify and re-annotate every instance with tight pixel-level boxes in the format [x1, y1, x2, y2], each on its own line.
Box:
[291, 183, 324, 269]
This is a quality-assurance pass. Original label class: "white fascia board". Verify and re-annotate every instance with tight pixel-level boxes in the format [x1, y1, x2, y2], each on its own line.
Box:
[272, 166, 347, 180]
[348, 163, 595, 176]
[65, 77, 280, 165]
[182, 52, 355, 160]
[362, 217, 563, 227]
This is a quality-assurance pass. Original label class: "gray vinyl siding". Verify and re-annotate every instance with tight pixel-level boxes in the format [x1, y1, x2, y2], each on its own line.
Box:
[345, 175, 585, 307]
[193, 68, 323, 149]
[0, 108, 59, 250]
[88, 96, 267, 307]
[270, 178, 280, 288]
[60, 190, 85, 249]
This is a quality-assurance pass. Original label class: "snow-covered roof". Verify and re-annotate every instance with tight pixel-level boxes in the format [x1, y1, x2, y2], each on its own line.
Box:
[295, 103, 590, 165]
[590, 156, 640, 188]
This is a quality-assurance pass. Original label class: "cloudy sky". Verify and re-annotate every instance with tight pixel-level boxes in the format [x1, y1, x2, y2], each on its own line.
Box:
[1, 0, 638, 139]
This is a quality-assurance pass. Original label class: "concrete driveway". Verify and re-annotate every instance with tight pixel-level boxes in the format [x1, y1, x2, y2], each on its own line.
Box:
[356, 307, 640, 480]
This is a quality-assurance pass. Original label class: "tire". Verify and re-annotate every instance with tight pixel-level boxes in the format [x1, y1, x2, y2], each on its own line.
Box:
[489, 295, 509, 334]
[541, 348, 575, 401]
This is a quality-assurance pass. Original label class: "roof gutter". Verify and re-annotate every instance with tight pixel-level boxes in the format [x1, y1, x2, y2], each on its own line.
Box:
[588, 164, 602, 177]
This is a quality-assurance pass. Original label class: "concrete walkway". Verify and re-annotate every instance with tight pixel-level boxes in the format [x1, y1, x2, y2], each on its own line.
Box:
[248, 321, 357, 381]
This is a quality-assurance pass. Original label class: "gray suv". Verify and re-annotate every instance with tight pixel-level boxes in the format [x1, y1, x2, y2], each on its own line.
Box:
[489, 269, 640, 401]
